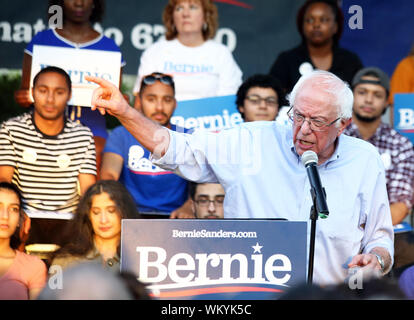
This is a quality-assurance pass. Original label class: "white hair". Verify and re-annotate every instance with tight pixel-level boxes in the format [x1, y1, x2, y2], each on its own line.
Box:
[287, 70, 353, 123]
[37, 262, 133, 300]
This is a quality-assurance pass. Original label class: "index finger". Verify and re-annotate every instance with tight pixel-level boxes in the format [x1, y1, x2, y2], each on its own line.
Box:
[90, 86, 108, 110]
[348, 254, 364, 268]
[85, 75, 116, 89]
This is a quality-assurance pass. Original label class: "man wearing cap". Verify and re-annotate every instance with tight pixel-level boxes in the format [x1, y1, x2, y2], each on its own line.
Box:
[100, 72, 194, 219]
[345, 67, 414, 272]
[345, 67, 414, 226]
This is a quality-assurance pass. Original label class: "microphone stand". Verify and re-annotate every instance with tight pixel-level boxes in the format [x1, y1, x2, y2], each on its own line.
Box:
[307, 188, 328, 285]
[307, 189, 318, 285]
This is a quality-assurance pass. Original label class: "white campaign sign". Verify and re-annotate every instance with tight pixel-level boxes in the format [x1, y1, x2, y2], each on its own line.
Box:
[31, 45, 121, 107]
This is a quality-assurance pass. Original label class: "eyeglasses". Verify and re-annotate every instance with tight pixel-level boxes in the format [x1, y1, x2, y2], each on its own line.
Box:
[245, 95, 278, 107]
[287, 107, 341, 132]
[195, 196, 225, 207]
[142, 74, 174, 87]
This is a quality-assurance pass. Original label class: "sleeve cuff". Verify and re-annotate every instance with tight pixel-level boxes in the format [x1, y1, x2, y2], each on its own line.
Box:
[150, 128, 178, 170]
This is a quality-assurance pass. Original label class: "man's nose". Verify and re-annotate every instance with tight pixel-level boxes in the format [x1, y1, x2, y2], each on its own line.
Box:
[207, 201, 216, 213]
[300, 119, 313, 135]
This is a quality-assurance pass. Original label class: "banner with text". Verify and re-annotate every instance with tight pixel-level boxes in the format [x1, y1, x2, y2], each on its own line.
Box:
[394, 93, 414, 144]
[120, 219, 307, 300]
[172, 95, 241, 132]
[2, 1, 414, 79]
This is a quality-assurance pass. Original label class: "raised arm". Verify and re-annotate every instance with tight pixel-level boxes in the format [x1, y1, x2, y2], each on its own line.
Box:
[0, 166, 14, 183]
[100, 152, 123, 180]
[14, 53, 33, 107]
[86, 76, 170, 158]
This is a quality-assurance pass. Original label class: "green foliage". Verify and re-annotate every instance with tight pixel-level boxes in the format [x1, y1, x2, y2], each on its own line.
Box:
[0, 72, 27, 124]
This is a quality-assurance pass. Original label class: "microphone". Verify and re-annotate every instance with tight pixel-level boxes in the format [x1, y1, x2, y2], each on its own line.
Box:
[301, 151, 329, 219]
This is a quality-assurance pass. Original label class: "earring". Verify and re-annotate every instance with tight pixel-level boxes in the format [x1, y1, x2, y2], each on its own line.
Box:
[202, 22, 208, 31]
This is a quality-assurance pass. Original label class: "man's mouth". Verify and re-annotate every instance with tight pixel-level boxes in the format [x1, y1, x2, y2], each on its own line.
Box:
[299, 139, 314, 146]
[360, 106, 375, 113]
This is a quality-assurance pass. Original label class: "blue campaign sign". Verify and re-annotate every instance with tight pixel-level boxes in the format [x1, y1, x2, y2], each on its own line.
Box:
[170, 95, 243, 132]
[394, 93, 414, 144]
[121, 219, 307, 300]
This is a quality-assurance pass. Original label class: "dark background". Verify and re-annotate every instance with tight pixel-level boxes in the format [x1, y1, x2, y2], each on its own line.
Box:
[1, 0, 413, 79]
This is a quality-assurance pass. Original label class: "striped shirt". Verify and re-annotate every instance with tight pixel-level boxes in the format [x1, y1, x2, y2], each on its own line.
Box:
[344, 122, 414, 209]
[0, 112, 96, 214]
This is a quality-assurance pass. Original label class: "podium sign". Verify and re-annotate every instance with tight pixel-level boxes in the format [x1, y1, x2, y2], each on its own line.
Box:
[121, 219, 307, 300]
[394, 93, 414, 144]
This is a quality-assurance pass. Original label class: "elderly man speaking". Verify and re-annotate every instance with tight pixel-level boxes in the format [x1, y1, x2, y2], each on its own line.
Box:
[85, 70, 393, 286]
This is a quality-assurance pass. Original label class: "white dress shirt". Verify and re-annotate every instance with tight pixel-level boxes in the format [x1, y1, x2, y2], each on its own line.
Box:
[152, 121, 394, 285]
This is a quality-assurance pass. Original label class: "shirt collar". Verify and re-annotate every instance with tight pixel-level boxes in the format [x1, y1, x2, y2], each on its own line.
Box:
[86, 246, 120, 262]
[30, 110, 68, 139]
[346, 121, 388, 144]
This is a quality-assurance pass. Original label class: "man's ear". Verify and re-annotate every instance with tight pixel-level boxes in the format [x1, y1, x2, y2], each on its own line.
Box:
[134, 94, 142, 112]
[190, 199, 197, 218]
[382, 103, 389, 115]
[338, 118, 352, 136]
[333, 21, 338, 36]
[172, 98, 177, 113]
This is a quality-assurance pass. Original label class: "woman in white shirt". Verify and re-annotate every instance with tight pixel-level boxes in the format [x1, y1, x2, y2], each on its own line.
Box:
[133, 0, 242, 104]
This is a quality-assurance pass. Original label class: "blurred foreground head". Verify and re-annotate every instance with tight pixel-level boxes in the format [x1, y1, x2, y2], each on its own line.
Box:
[37, 262, 133, 300]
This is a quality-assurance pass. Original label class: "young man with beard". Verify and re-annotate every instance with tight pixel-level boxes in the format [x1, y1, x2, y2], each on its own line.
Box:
[345, 67, 414, 225]
[100, 73, 193, 219]
[344, 67, 414, 273]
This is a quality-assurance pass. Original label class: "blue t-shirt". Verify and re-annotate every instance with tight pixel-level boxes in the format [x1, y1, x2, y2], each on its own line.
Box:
[104, 125, 190, 215]
[25, 28, 126, 139]
[25, 28, 126, 65]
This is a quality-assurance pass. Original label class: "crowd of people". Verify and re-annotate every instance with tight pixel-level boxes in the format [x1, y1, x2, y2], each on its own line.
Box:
[1, 0, 414, 300]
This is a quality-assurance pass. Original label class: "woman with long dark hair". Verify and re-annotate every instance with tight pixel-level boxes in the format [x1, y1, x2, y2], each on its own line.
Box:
[50, 180, 140, 272]
[0, 182, 47, 300]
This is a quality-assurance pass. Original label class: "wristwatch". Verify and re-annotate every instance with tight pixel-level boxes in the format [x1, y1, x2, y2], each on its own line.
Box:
[373, 253, 385, 273]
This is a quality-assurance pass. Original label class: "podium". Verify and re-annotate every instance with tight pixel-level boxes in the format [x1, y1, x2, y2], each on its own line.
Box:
[120, 219, 307, 300]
